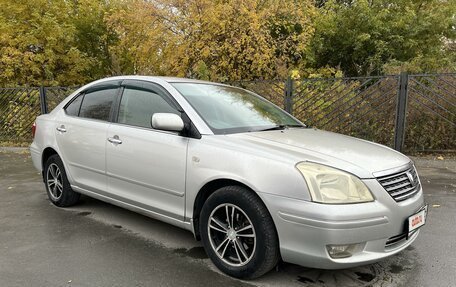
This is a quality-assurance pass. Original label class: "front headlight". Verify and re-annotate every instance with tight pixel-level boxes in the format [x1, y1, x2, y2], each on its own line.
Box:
[296, 162, 374, 204]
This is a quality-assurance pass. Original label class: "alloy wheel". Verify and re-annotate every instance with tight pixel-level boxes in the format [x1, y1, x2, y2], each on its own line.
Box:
[46, 163, 63, 201]
[207, 203, 256, 267]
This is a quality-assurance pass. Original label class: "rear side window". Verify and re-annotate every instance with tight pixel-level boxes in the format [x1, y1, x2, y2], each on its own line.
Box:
[65, 94, 83, 116]
[79, 88, 117, 121]
[118, 88, 179, 128]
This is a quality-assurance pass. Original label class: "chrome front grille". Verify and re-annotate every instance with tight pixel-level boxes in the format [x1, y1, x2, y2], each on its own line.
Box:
[377, 165, 420, 202]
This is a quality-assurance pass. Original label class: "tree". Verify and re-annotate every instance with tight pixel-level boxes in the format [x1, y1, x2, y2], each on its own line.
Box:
[1, 0, 454, 85]
[70, 0, 118, 79]
[0, 0, 94, 86]
[309, 0, 456, 76]
[106, 0, 316, 81]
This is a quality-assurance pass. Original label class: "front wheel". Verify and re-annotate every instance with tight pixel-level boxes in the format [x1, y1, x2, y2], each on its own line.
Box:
[44, 154, 80, 207]
[200, 186, 279, 279]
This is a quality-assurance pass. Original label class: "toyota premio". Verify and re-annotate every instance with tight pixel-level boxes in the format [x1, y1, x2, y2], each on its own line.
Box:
[30, 76, 427, 279]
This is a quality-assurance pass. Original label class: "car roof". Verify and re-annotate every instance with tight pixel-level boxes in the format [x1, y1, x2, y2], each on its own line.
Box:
[93, 75, 219, 85]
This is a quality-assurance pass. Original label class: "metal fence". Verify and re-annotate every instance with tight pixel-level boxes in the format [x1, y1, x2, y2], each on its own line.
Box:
[0, 73, 454, 151]
[231, 72, 455, 152]
[0, 87, 41, 145]
[405, 74, 456, 151]
[0, 86, 79, 145]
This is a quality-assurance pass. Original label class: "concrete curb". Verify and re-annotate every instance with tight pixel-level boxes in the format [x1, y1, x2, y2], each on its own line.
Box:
[0, 147, 30, 153]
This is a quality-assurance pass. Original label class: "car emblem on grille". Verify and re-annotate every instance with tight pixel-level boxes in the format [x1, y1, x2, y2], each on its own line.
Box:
[406, 171, 416, 186]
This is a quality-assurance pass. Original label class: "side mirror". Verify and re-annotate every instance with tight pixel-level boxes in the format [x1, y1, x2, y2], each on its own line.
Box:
[151, 113, 184, 132]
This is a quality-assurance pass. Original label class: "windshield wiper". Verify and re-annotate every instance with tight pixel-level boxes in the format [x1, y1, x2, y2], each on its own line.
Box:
[257, 124, 304, 131]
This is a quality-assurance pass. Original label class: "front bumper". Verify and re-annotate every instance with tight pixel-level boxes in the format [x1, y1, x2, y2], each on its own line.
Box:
[259, 179, 425, 269]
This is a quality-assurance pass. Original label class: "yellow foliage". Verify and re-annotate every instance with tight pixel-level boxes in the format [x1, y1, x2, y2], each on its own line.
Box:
[0, 0, 93, 86]
[106, 0, 316, 81]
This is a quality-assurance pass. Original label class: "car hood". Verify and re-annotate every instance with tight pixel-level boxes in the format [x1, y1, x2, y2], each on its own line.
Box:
[229, 128, 410, 179]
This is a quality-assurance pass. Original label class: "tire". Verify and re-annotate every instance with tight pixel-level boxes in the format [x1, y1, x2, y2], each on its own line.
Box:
[44, 154, 80, 207]
[200, 186, 279, 279]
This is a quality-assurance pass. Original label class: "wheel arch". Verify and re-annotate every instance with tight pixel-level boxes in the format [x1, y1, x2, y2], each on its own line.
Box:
[41, 146, 75, 185]
[42, 147, 59, 172]
[192, 178, 269, 241]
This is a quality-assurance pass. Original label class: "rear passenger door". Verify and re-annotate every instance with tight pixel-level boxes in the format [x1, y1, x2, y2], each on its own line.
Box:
[55, 83, 120, 194]
[105, 81, 188, 221]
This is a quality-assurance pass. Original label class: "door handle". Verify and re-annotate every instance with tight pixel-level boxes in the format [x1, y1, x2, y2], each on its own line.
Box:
[108, 136, 122, 145]
[56, 125, 67, 133]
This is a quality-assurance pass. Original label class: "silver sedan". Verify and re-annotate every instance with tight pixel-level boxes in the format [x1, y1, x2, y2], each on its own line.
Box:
[30, 76, 426, 279]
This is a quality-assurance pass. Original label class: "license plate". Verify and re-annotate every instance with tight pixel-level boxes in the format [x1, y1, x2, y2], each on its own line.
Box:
[408, 205, 427, 234]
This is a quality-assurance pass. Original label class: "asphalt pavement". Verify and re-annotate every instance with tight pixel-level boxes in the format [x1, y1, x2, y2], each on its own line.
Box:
[0, 149, 454, 287]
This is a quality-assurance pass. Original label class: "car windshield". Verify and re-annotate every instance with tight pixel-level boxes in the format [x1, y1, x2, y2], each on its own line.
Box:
[171, 83, 304, 134]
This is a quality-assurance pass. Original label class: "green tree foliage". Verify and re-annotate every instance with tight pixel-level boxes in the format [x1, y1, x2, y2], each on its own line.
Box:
[309, 0, 456, 76]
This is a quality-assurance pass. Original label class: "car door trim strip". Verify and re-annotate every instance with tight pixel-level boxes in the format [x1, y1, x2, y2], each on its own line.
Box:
[106, 172, 184, 197]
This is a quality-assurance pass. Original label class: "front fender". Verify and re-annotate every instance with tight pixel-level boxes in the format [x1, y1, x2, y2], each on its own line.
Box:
[185, 136, 310, 221]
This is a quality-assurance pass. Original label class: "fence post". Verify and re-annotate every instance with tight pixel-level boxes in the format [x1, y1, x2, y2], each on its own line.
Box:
[394, 72, 408, 152]
[39, 86, 48, 114]
[284, 76, 293, 113]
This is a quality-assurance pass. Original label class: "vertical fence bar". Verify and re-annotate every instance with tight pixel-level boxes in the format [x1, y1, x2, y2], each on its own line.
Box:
[284, 76, 293, 113]
[39, 86, 48, 114]
[394, 72, 409, 152]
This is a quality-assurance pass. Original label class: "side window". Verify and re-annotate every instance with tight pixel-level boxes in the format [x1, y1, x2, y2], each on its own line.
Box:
[118, 88, 179, 128]
[65, 94, 83, 116]
[79, 88, 117, 121]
